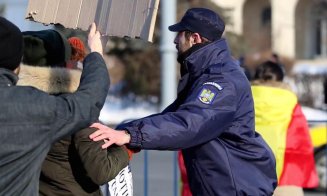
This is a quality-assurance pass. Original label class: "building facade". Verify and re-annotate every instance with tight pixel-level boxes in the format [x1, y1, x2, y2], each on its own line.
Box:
[213, 0, 327, 60]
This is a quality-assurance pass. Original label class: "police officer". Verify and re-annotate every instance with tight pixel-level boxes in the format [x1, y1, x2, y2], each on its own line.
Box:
[90, 8, 277, 195]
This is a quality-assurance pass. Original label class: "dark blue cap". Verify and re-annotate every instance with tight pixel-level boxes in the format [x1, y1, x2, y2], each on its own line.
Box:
[168, 8, 225, 41]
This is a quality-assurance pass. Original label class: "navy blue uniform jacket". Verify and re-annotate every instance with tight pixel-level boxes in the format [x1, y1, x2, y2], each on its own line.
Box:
[120, 39, 277, 195]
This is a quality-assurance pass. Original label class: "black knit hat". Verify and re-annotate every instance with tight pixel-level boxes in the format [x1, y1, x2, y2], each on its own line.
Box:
[168, 8, 225, 41]
[22, 29, 71, 67]
[0, 17, 23, 70]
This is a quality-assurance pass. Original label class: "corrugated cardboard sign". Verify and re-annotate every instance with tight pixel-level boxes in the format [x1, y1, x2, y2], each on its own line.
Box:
[25, 0, 160, 42]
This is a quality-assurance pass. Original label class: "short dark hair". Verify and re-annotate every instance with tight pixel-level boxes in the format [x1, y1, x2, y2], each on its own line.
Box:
[254, 61, 284, 81]
[184, 30, 211, 43]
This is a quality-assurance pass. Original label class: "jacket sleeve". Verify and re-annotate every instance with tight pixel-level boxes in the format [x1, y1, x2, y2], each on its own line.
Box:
[73, 127, 129, 185]
[51, 52, 110, 142]
[121, 79, 237, 150]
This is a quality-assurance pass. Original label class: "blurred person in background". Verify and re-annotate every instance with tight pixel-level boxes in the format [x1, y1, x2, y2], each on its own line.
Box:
[0, 18, 109, 195]
[89, 8, 277, 195]
[20, 29, 130, 195]
[251, 61, 319, 196]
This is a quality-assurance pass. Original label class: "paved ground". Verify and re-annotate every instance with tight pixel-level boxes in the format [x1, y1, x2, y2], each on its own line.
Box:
[130, 150, 326, 196]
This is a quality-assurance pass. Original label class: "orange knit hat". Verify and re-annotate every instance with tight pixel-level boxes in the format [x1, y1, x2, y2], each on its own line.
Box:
[68, 37, 86, 62]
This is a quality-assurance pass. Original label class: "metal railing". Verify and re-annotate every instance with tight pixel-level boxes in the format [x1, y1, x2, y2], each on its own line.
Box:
[101, 150, 179, 196]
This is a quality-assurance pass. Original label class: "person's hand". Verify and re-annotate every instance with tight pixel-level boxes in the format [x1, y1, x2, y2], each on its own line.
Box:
[89, 123, 131, 149]
[88, 23, 103, 56]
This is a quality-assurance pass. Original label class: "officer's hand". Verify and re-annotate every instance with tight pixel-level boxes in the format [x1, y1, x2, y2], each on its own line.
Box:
[89, 123, 131, 149]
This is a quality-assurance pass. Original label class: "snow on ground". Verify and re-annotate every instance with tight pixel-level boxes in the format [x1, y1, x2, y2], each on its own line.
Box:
[293, 64, 327, 75]
[99, 95, 159, 125]
[99, 96, 327, 126]
[302, 106, 327, 122]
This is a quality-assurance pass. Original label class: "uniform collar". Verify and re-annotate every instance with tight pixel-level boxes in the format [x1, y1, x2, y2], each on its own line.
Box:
[183, 38, 230, 75]
[0, 68, 18, 86]
[178, 42, 210, 77]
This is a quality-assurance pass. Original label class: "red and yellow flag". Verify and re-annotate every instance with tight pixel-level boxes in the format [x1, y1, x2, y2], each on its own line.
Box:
[252, 86, 318, 187]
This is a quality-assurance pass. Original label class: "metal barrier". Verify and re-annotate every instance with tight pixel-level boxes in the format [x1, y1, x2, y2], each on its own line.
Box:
[141, 150, 179, 196]
[101, 150, 179, 196]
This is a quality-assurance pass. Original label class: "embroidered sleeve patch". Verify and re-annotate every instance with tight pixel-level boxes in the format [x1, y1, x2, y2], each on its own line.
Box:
[198, 88, 217, 104]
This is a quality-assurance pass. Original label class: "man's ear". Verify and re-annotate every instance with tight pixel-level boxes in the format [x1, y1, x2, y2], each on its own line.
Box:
[191, 33, 203, 44]
[13, 66, 20, 75]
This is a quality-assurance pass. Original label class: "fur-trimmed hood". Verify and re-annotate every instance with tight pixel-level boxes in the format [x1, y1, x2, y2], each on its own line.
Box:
[17, 64, 82, 94]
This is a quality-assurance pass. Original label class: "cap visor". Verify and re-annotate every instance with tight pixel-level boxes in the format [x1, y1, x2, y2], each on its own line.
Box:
[168, 23, 186, 32]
